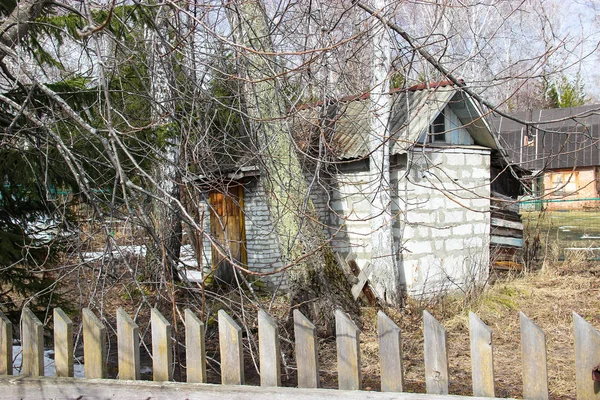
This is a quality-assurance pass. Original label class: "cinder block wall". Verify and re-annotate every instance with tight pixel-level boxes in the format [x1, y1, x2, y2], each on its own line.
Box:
[398, 147, 491, 297]
[329, 147, 491, 298]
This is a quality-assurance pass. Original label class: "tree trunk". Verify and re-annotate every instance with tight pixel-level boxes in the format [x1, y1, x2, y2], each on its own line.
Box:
[226, 0, 358, 332]
[368, 1, 403, 306]
[144, 5, 182, 284]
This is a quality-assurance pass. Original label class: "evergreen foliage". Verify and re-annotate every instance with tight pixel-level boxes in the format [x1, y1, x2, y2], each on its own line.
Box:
[545, 74, 588, 108]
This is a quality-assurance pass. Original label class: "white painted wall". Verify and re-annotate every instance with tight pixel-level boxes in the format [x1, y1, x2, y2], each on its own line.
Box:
[329, 147, 491, 297]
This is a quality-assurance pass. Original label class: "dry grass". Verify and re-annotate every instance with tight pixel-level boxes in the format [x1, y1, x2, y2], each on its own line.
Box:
[54, 247, 600, 398]
[322, 261, 600, 399]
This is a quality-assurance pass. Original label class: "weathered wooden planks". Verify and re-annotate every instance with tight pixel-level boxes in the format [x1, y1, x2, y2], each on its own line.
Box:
[469, 312, 494, 397]
[185, 309, 207, 383]
[0, 310, 12, 375]
[21, 307, 44, 377]
[294, 309, 319, 388]
[423, 311, 448, 395]
[258, 309, 281, 387]
[151, 308, 172, 382]
[335, 309, 361, 390]
[3, 305, 599, 400]
[53, 308, 73, 377]
[218, 310, 244, 385]
[519, 312, 548, 400]
[117, 308, 140, 380]
[82, 308, 106, 379]
[378, 310, 404, 392]
[0, 375, 520, 400]
[573, 312, 600, 399]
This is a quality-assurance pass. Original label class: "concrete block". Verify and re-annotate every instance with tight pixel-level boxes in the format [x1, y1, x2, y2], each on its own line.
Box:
[408, 241, 432, 254]
[417, 226, 430, 238]
[452, 224, 472, 236]
[445, 238, 465, 251]
[442, 211, 464, 224]
[446, 154, 465, 166]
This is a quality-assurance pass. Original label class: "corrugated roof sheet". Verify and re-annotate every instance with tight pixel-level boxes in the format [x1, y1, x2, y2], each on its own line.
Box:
[291, 85, 492, 160]
[492, 105, 600, 171]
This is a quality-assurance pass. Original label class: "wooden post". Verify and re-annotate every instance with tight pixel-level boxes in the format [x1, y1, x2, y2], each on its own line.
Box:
[293, 310, 319, 388]
[0, 310, 12, 375]
[258, 309, 281, 387]
[335, 309, 361, 390]
[185, 309, 206, 383]
[377, 310, 403, 392]
[21, 307, 44, 377]
[469, 312, 494, 397]
[573, 312, 600, 399]
[520, 312, 548, 400]
[83, 308, 106, 379]
[423, 310, 448, 395]
[117, 308, 140, 381]
[151, 308, 172, 382]
[53, 308, 73, 377]
[218, 310, 244, 385]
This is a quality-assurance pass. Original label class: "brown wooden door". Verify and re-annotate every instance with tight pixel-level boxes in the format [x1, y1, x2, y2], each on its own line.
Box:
[209, 185, 247, 284]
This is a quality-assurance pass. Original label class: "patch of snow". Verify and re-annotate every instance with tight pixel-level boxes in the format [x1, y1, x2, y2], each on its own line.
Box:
[12, 345, 84, 377]
[140, 366, 152, 375]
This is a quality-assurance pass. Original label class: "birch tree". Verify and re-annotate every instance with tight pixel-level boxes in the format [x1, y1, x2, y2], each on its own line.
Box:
[368, 0, 400, 305]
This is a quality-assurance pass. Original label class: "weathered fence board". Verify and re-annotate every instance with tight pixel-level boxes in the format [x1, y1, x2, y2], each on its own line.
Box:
[0, 376, 517, 400]
[258, 309, 281, 387]
[21, 308, 44, 377]
[573, 312, 600, 399]
[469, 312, 494, 397]
[335, 309, 361, 390]
[53, 308, 73, 377]
[83, 308, 106, 379]
[151, 308, 173, 382]
[519, 312, 548, 400]
[0, 306, 596, 400]
[294, 309, 319, 388]
[117, 308, 140, 380]
[0, 310, 12, 375]
[218, 310, 244, 385]
[377, 310, 404, 392]
[185, 309, 207, 383]
[423, 311, 448, 395]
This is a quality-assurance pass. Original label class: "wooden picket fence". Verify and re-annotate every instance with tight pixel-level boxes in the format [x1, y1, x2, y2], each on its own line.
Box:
[0, 306, 599, 399]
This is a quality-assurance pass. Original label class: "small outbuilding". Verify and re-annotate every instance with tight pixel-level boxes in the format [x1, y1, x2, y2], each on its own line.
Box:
[194, 82, 523, 298]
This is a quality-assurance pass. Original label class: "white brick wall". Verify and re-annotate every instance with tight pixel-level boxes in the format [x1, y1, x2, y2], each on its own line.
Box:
[329, 147, 491, 298]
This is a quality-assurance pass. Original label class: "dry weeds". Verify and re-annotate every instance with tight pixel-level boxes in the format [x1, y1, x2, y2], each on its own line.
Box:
[335, 261, 600, 399]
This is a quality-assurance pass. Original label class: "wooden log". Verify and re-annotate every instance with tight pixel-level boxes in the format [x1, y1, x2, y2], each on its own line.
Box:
[469, 312, 494, 397]
[258, 309, 281, 387]
[519, 312, 548, 400]
[82, 308, 106, 379]
[21, 307, 44, 377]
[573, 312, 600, 399]
[218, 310, 244, 385]
[151, 308, 172, 382]
[185, 309, 206, 383]
[0, 310, 12, 375]
[117, 308, 140, 381]
[335, 309, 361, 390]
[53, 308, 73, 377]
[423, 311, 448, 395]
[293, 310, 319, 388]
[377, 310, 403, 392]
